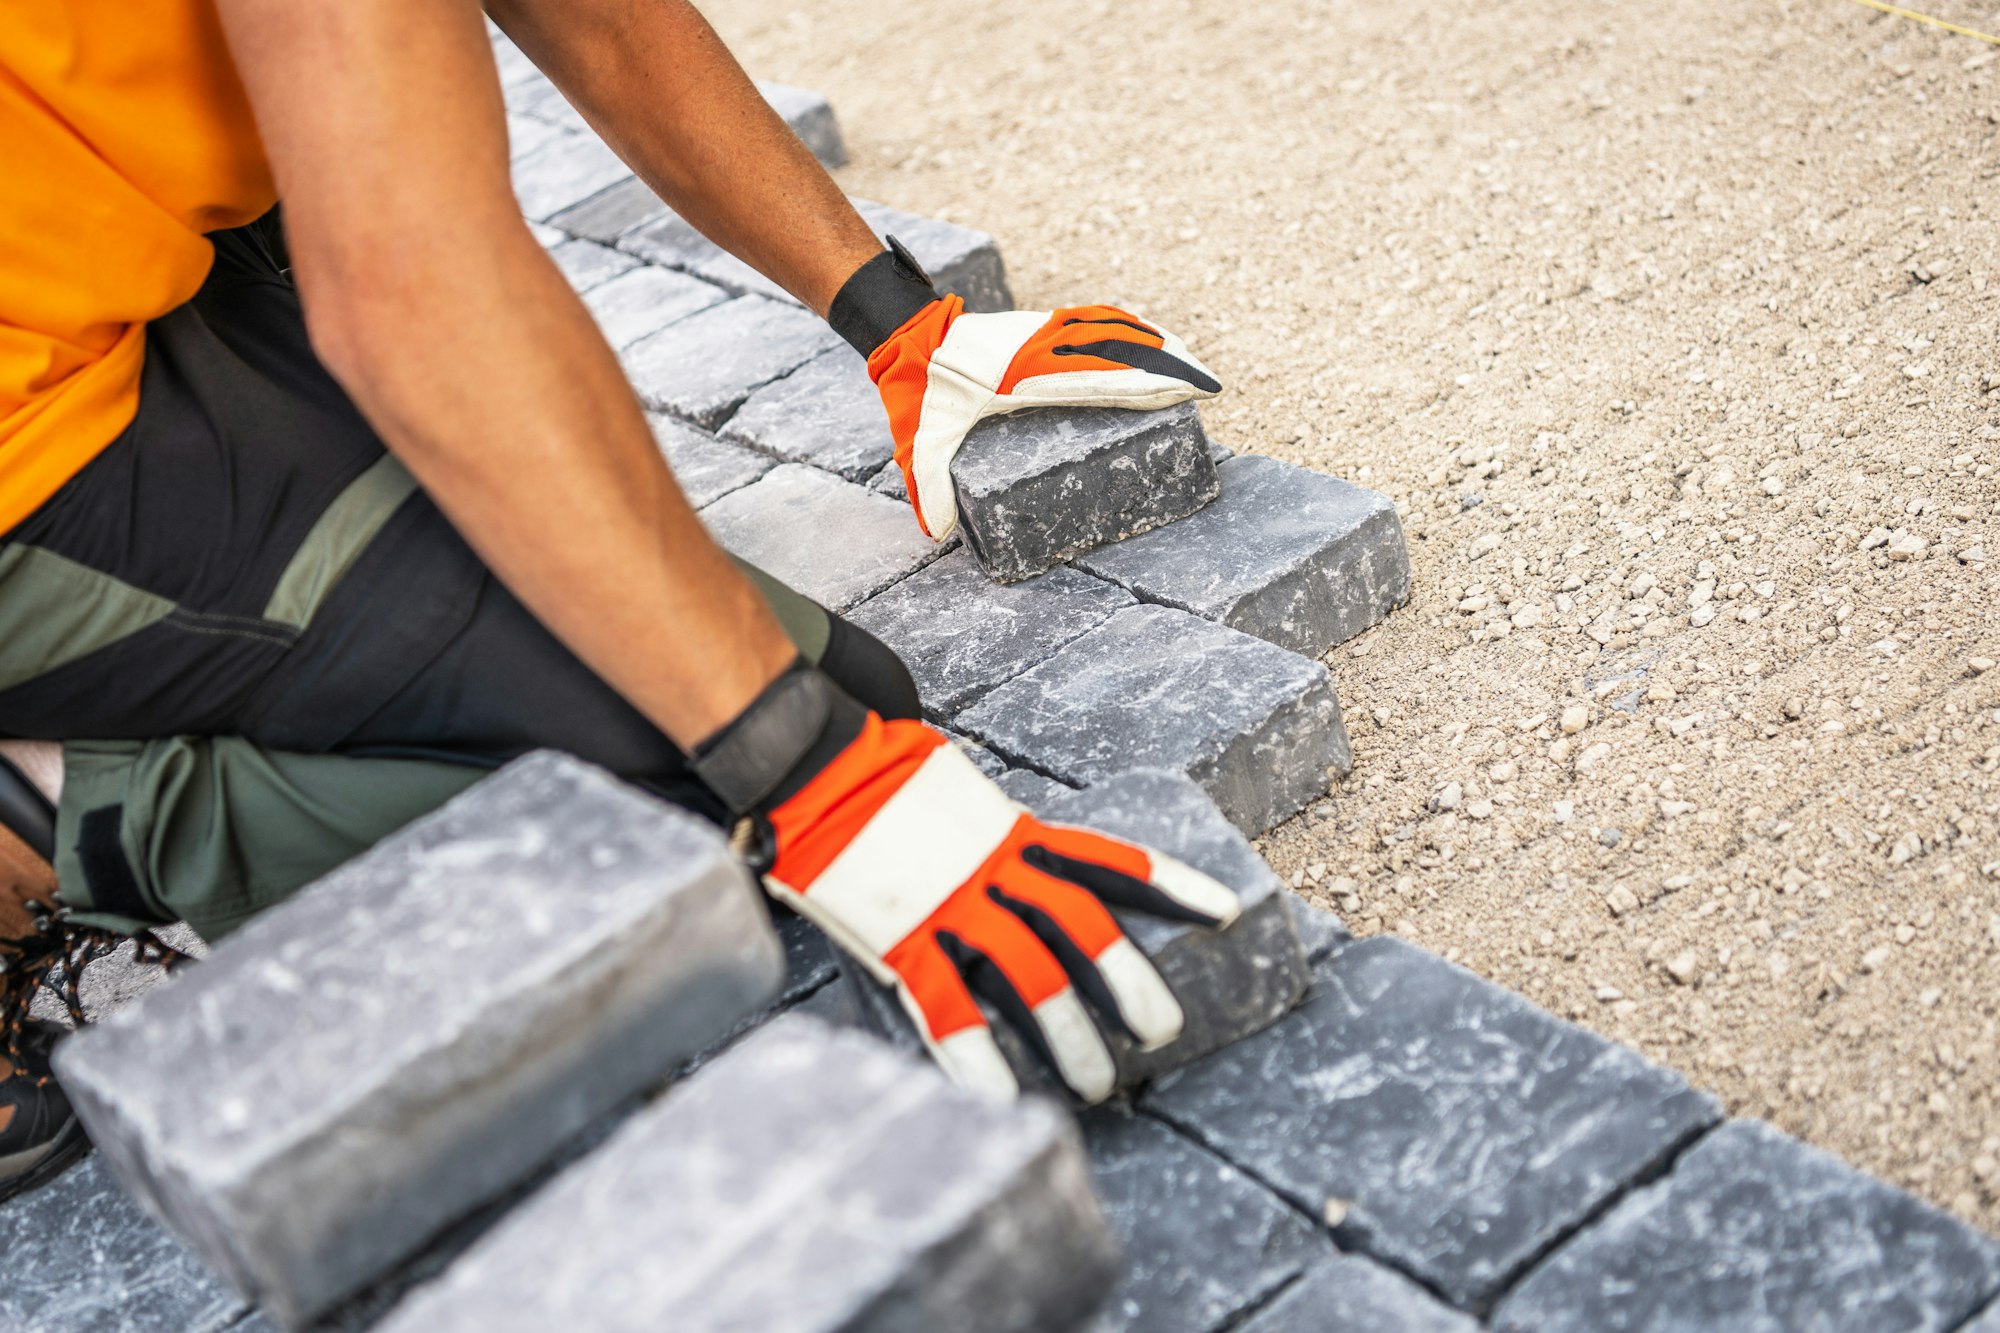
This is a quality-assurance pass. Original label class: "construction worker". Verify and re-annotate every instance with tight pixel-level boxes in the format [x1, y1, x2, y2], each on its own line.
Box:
[0, 0, 1233, 1201]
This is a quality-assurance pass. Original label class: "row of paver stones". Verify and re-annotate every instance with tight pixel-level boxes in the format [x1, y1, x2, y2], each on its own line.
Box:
[7, 45, 2000, 1333]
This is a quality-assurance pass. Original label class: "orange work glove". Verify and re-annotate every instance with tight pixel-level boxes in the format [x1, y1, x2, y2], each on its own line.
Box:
[692, 661, 1240, 1102]
[827, 241, 1222, 541]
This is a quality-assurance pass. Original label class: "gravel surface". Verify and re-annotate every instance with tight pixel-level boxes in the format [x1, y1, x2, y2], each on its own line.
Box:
[713, 0, 2000, 1227]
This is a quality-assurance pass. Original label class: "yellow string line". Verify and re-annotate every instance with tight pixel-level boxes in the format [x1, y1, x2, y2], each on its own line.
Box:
[1844, 0, 2000, 45]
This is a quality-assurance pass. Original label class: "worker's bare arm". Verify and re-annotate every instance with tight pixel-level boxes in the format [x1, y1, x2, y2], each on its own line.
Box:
[212, 0, 794, 748]
[486, 0, 883, 315]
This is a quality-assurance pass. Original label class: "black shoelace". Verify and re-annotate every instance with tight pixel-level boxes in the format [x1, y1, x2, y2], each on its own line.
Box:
[0, 900, 192, 1085]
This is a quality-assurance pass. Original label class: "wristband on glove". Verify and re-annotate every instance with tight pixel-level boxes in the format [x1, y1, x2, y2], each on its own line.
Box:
[689, 658, 867, 820]
[827, 237, 940, 358]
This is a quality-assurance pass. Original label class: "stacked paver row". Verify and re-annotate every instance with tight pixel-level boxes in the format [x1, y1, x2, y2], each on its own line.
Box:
[7, 41, 2000, 1333]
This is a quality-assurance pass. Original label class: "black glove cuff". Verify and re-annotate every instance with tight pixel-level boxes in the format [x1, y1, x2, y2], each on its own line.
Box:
[826, 236, 940, 357]
[690, 659, 868, 817]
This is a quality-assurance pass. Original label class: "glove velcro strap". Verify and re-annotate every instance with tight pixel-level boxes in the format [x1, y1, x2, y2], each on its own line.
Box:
[691, 661, 865, 817]
[774, 741, 1022, 958]
[827, 238, 941, 357]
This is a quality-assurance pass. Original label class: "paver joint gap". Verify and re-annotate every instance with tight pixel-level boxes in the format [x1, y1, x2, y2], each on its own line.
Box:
[1475, 1114, 1728, 1318]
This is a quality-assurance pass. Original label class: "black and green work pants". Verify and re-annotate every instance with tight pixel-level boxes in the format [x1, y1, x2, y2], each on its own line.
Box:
[0, 211, 917, 940]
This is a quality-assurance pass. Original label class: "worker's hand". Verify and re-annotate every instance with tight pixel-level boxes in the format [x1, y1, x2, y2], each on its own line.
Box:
[690, 661, 1239, 1103]
[826, 244, 1221, 540]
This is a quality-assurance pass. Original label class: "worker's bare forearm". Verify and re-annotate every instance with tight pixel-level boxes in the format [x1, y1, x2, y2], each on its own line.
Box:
[488, 0, 882, 315]
[214, 0, 793, 747]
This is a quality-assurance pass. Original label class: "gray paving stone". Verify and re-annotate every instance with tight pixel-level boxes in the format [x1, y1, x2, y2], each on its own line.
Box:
[720, 347, 896, 481]
[506, 72, 591, 135]
[649, 415, 777, 509]
[528, 219, 564, 248]
[871, 456, 911, 502]
[625, 197, 1010, 311]
[848, 548, 1135, 717]
[951, 404, 1220, 583]
[757, 80, 849, 168]
[0, 1153, 249, 1333]
[548, 174, 670, 245]
[956, 605, 1350, 836]
[372, 1016, 1117, 1333]
[836, 768, 1308, 1098]
[997, 766, 1074, 808]
[1037, 771, 1309, 1084]
[548, 236, 641, 293]
[506, 111, 565, 162]
[1075, 455, 1412, 657]
[511, 131, 632, 222]
[701, 463, 942, 612]
[1281, 891, 1350, 964]
[1083, 1108, 1330, 1333]
[622, 294, 842, 428]
[1237, 1254, 1479, 1333]
[582, 264, 729, 348]
[55, 754, 786, 1327]
[1966, 1300, 2000, 1331]
[1489, 1120, 2000, 1333]
[951, 732, 1013, 779]
[1144, 937, 1723, 1308]
[855, 199, 1013, 313]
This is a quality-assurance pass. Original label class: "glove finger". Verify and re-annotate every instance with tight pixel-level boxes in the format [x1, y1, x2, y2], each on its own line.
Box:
[988, 876, 1186, 1052]
[1051, 338, 1222, 394]
[1025, 826, 1243, 928]
[885, 932, 1019, 1100]
[935, 899, 1117, 1103]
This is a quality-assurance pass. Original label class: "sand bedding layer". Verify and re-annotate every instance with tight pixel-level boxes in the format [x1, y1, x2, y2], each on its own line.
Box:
[713, 0, 2000, 1226]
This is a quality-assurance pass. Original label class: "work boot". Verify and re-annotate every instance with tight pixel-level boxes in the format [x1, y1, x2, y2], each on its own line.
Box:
[0, 749, 88, 1201]
[0, 1021, 88, 1203]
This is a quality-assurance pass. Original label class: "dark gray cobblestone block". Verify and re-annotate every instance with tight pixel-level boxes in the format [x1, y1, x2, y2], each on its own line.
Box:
[1039, 771, 1308, 1085]
[998, 766, 1074, 808]
[506, 112, 564, 162]
[582, 264, 728, 348]
[758, 80, 849, 169]
[373, 1016, 1117, 1333]
[622, 295, 842, 428]
[548, 237, 640, 293]
[957, 605, 1349, 835]
[55, 754, 785, 1327]
[1282, 891, 1351, 963]
[648, 415, 776, 509]
[1490, 1120, 2000, 1333]
[848, 549, 1135, 717]
[511, 132, 632, 222]
[624, 197, 1009, 311]
[951, 404, 1219, 583]
[700, 463, 943, 611]
[1968, 1302, 2000, 1331]
[1076, 454, 1412, 657]
[838, 769, 1307, 1099]
[1144, 937, 1722, 1308]
[720, 347, 896, 481]
[0, 1153, 250, 1333]
[1083, 1108, 1330, 1333]
[1238, 1254, 1479, 1333]
[951, 732, 1012, 779]
[548, 174, 669, 245]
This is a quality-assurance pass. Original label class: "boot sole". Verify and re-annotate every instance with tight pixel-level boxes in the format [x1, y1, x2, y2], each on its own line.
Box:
[0, 1116, 90, 1205]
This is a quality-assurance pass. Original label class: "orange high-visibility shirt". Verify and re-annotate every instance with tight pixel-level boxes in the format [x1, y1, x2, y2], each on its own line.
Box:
[0, 4, 276, 536]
